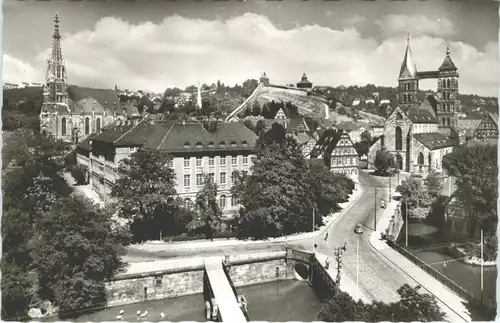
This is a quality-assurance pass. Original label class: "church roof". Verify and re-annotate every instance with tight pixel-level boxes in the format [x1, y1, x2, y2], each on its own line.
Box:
[413, 132, 454, 150]
[67, 85, 139, 116]
[399, 42, 417, 79]
[438, 47, 458, 72]
[406, 100, 438, 124]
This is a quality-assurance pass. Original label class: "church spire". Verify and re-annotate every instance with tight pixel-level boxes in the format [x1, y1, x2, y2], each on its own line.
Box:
[399, 33, 417, 79]
[51, 12, 63, 63]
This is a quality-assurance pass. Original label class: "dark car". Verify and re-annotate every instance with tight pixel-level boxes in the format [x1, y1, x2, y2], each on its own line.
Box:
[380, 200, 386, 209]
[354, 223, 364, 234]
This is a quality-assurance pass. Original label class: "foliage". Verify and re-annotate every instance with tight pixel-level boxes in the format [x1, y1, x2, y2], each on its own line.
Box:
[360, 129, 373, 144]
[111, 149, 178, 241]
[424, 169, 443, 197]
[442, 144, 498, 237]
[466, 235, 498, 262]
[374, 147, 395, 176]
[187, 175, 223, 241]
[70, 164, 88, 185]
[317, 284, 445, 322]
[234, 123, 319, 239]
[354, 141, 370, 156]
[30, 195, 127, 317]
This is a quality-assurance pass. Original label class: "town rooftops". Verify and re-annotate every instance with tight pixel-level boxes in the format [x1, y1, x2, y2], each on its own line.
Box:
[406, 100, 438, 124]
[91, 119, 155, 147]
[456, 119, 482, 135]
[142, 120, 258, 153]
[310, 128, 350, 159]
[413, 132, 454, 150]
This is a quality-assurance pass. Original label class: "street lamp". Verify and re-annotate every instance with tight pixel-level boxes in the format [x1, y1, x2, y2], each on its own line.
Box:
[354, 224, 364, 289]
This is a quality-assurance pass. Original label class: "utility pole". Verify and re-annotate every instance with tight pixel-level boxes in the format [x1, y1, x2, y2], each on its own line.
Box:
[334, 242, 347, 286]
[312, 205, 316, 253]
[374, 187, 377, 232]
[389, 174, 392, 200]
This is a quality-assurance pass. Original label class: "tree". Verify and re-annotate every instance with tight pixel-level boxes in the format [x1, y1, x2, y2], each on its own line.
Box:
[187, 175, 222, 240]
[70, 164, 88, 185]
[317, 284, 444, 322]
[234, 123, 316, 238]
[374, 147, 395, 176]
[442, 144, 497, 237]
[424, 169, 443, 198]
[360, 130, 373, 144]
[354, 141, 370, 156]
[251, 101, 262, 116]
[30, 196, 127, 318]
[111, 149, 178, 241]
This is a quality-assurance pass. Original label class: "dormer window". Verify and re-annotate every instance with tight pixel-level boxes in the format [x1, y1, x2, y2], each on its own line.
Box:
[230, 141, 237, 147]
[220, 141, 226, 147]
[184, 142, 190, 148]
[242, 141, 248, 147]
[208, 141, 214, 148]
[196, 142, 203, 148]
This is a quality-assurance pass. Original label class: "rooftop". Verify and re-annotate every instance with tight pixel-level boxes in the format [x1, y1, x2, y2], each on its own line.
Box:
[413, 132, 454, 150]
[143, 121, 258, 153]
[91, 119, 155, 146]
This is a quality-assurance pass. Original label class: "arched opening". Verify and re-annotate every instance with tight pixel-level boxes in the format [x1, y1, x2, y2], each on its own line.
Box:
[403, 94, 407, 103]
[396, 154, 403, 170]
[396, 112, 403, 120]
[61, 117, 66, 136]
[447, 118, 451, 127]
[442, 117, 446, 126]
[231, 194, 238, 207]
[418, 152, 424, 173]
[395, 126, 402, 150]
[219, 195, 226, 209]
[294, 263, 309, 281]
[42, 130, 47, 137]
[96, 118, 101, 132]
[428, 153, 432, 172]
[184, 198, 193, 210]
[447, 79, 451, 88]
[85, 117, 90, 134]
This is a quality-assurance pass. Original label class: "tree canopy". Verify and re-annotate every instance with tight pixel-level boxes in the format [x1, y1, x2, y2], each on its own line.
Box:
[374, 147, 395, 176]
[442, 144, 498, 237]
[317, 284, 445, 322]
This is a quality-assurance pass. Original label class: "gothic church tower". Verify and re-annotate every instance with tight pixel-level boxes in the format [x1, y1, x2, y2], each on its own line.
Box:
[437, 45, 459, 129]
[397, 37, 419, 111]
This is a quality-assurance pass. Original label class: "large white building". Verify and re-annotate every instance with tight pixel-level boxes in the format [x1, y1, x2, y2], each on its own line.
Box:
[77, 120, 258, 217]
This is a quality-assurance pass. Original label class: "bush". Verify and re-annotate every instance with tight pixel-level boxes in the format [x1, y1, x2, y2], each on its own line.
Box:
[70, 164, 88, 185]
[466, 235, 497, 261]
[166, 230, 237, 242]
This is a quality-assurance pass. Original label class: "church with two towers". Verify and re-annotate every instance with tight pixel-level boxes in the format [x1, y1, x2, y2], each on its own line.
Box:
[368, 37, 459, 174]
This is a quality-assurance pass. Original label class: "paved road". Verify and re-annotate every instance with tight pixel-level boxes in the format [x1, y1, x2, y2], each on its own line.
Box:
[289, 170, 418, 303]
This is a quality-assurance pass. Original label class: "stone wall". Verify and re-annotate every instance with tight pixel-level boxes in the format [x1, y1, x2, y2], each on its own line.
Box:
[226, 258, 293, 287]
[105, 267, 204, 307]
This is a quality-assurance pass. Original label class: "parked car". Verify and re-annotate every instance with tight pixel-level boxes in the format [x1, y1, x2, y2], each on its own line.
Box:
[380, 200, 386, 209]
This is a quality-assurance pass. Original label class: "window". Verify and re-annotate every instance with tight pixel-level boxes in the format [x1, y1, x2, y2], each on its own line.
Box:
[219, 195, 226, 209]
[232, 156, 238, 165]
[85, 117, 90, 134]
[183, 174, 191, 187]
[208, 173, 215, 183]
[242, 171, 248, 178]
[184, 198, 193, 210]
[196, 157, 202, 167]
[232, 171, 238, 183]
[220, 156, 226, 166]
[209, 157, 215, 166]
[61, 117, 67, 136]
[231, 194, 238, 207]
[196, 173, 203, 186]
[184, 157, 190, 168]
[220, 172, 226, 184]
[395, 126, 402, 150]
[242, 156, 248, 165]
[96, 118, 101, 132]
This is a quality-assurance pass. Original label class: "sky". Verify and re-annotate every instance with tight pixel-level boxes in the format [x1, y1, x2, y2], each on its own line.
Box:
[2, 0, 499, 96]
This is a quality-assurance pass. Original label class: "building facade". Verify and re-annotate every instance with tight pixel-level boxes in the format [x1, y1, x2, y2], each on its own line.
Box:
[473, 112, 498, 141]
[40, 13, 135, 143]
[311, 129, 359, 185]
[142, 121, 258, 217]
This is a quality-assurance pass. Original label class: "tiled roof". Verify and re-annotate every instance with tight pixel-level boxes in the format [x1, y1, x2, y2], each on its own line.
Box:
[76, 132, 98, 151]
[439, 55, 457, 72]
[456, 119, 482, 134]
[143, 121, 258, 153]
[399, 43, 417, 79]
[488, 112, 498, 128]
[92, 119, 153, 146]
[67, 85, 139, 116]
[406, 101, 438, 124]
[413, 132, 454, 150]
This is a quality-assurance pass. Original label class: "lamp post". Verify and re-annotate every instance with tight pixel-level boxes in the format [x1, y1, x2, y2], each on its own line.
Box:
[312, 204, 316, 253]
[481, 229, 484, 304]
[334, 242, 347, 286]
[389, 173, 392, 200]
[354, 224, 364, 289]
[405, 200, 409, 247]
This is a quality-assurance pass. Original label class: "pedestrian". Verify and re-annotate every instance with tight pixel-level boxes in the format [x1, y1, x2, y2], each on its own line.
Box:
[325, 257, 330, 269]
[324, 232, 329, 241]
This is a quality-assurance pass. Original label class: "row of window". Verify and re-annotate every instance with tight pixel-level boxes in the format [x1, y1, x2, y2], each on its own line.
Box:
[442, 92, 452, 101]
[183, 195, 239, 210]
[402, 93, 413, 103]
[332, 169, 358, 176]
[333, 157, 358, 165]
[60, 117, 101, 136]
[184, 170, 248, 187]
[182, 156, 248, 168]
[334, 148, 356, 155]
[441, 103, 454, 112]
[441, 79, 454, 89]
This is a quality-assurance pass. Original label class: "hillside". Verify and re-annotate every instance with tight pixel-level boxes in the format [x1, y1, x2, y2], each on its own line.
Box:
[3, 87, 43, 131]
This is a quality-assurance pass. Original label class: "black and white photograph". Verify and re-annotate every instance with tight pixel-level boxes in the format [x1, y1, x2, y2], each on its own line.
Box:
[2, 0, 498, 321]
